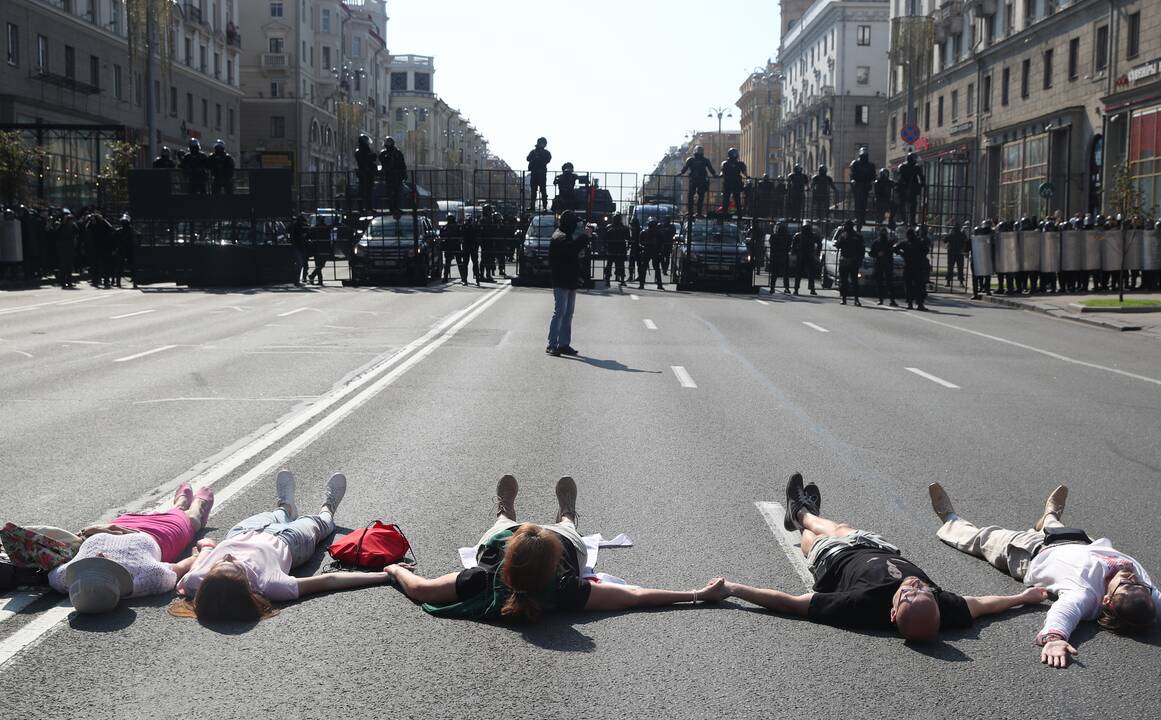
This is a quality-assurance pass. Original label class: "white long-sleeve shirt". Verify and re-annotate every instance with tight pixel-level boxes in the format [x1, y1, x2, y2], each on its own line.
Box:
[1023, 538, 1161, 643]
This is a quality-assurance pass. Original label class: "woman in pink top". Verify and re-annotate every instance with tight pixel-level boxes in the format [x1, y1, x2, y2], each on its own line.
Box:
[172, 470, 391, 622]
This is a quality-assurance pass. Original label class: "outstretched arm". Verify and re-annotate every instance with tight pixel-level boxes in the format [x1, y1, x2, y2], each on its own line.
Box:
[584, 577, 728, 612]
[297, 571, 392, 597]
[965, 586, 1048, 619]
[385, 563, 459, 604]
[724, 581, 813, 616]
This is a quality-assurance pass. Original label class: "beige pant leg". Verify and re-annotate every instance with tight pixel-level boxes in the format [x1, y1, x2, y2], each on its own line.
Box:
[937, 517, 1044, 581]
[477, 517, 520, 547]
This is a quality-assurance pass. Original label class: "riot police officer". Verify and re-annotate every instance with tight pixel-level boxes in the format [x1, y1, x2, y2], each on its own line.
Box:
[786, 165, 809, 221]
[834, 220, 864, 306]
[771, 175, 787, 219]
[769, 220, 792, 294]
[895, 226, 930, 310]
[870, 225, 897, 306]
[944, 222, 967, 288]
[849, 148, 876, 229]
[355, 134, 378, 211]
[152, 147, 176, 169]
[810, 165, 838, 223]
[441, 215, 462, 283]
[720, 148, 749, 217]
[179, 139, 209, 195]
[461, 216, 482, 287]
[627, 216, 641, 283]
[873, 167, 895, 226]
[379, 137, 407, 218]
[527, 137, 551, 212]
[792, 221, 820, 295]
[602, 213, 629, 285]
[639, 219, 665, 290]
[207, 139, 235, 195]
[553, 162, 581, 213]
[897, 152, 925, 226]
[678, 145, 717, 217]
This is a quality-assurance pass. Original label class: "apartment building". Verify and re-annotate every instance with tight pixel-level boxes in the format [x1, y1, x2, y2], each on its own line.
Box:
[885, 0, 1156, 221]
[1, 0, 243, 201]
[778, 0, 890, 179]
[736, 61, 784, 178]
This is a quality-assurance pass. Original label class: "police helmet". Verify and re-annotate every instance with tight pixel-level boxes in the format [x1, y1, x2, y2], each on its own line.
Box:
[878, 167, 890, 178]
[859, 147, 869, 158]
[536, 137, 547, 147]
[446, 214, 457, 223]
[818, 165, 827, 174]
[214, 139, 225, 152]
[794, 164, 803, 174]
[189, 138, 201, 151]
[358, 134, 371, 146]
[727, 148, 738, 159]
[694, 145, 705, 156]
[383, 136, 396, 148]
[562, 162, 574, 172]
[907, 152, 919, 163]
[160, 147, 171, 157]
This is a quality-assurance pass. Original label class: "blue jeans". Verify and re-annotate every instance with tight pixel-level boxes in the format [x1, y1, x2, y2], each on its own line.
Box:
[547, 287, 577, 351]
[226, 509, 335, 568]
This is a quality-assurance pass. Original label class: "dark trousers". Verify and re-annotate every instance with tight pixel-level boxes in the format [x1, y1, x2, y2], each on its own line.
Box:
[358, 172, 376, 210]
[874, 194, 894, 225]
[853, 186, 870, 227]
[904, 269, 926, 306]
[604, 256, 625, 281]
[723, 185, 743, 215]
[839, 258, 860, 299]
[875, 263, 894, 302]
[787, 193, 804, 220]
[901, 193, 919, 226]
[794, 258, 815, 293]
[638, 256, 663, 287]
[385, 180, 404, 216]
[443, 251, 457, 280]
[530, 174, 547, 210]
[459, 247, 479, 283]
[308, 257, 327, 285]
[946, 254, 965, 284]
[972, 274, 991, 297]
[687, 182, 708, 216]
[770, 254, 790, 292]
[295, 249, 309, 283]
[57, 256, 74, 287]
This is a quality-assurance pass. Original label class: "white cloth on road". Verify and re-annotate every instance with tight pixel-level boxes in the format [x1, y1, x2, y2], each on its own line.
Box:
[458, 532, 633, 585]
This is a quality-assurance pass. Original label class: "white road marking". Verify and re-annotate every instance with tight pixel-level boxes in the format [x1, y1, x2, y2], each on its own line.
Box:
[0, 294, 114, 315]
[109, 309, 155, 320]
[62, 340, 110, 345]
[56, 295, 115, 307]
[277, 307, 317, 318]
[755, 299, 769, 306]
[630, 294, 640, 301]
[112, 345, 177, 363]
[0, 592, 44, 625]
[802, 321, 829, 333]
[6, 350, 33, 358]
[905, 367, 961, 389]
[0, 286, 512, 670]
[755, 502, 815, 587]
[671, 365, 698, 388]
[902, 312, 1161, 387]
[322, 325, 357, 330]
[133, 396, 319, 405]
[643, 319, 658, 330]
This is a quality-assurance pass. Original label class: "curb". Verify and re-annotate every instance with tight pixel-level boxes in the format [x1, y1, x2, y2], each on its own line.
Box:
[969, 293, 1143, 332]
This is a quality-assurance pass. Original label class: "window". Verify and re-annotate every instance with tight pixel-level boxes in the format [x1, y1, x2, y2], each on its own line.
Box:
[186, 92, 193, 122]
[1043, 48, 1053, 89]
[1005, 2, 1015, 35]
[351, 37, 361, 57]
[228, 108, 235, 135]
[271, 116, 285, 138]
[1126, 12, 1140, 59]
[1021, 58, 1030, 99]
[857, 25, 871, 46]
[1001, 66, 1010, 106]
[184, 37, 192, 66]
[227, 59, 234, 84]
[270, 80, 282, 97]
[967, 82, 975, 114]
[986, 13, 996, 43]
[924, 101, 931, 130]
[1128, 107, 1161, 212]
[6, 23, 18, 67]
[1000, 134, 1048, 219]
[322, 46, 331, 70]
[270, 1, 283, 17]
[199, 45, 207, 73]
[952, 32, 962, 63]
[889, 114, 897, 145]
[36, 34, 46, 71]
[856, 66, 870, 85]
[391, 72, 408, 91]
[951, 90, 959, 121]
[321, 9, 331, 32]
[937, 95, 944, 127]
[214, 52, 221, 79]
[65, 45, 75, 79]
[414, 72, 431, 92]
[1023, 0, 1035, 26]
[982, 74, 992, 112]
[1094, 25, 1108, 72]
[855, 105, 870, 125]
[169, 85, 177, 116]
[269, 37, 284, 53]
[89, 55, 99, 88]
[114, 64, 123, 100]
[1068, 37, 1079, 80]
[215, 103, 222, 129]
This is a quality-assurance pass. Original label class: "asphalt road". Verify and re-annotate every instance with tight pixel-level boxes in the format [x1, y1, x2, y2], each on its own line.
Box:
[1, 278, 1159, 719]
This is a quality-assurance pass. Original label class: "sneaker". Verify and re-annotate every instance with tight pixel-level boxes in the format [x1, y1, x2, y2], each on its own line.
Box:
[549, 349, 562, 357]
[1034, 485, 1068, 531]
[558, 346, 579, 356]
[783, 472, 813, 531]
[928, 482, 955, 523]
[495, 474, 518, 519]
[809, 290, 818, 296]
[173, 482, 194, 510]
[546, 346, 554, 354]
[323, 473, 347, 515]
[804, 482, 821, 515]
[889, 300, 899, 307]
[192, 486, 215, 529]
[555, 476, 578, 524]
[275, 469, 297, 519]
[854, 299, 862, 307]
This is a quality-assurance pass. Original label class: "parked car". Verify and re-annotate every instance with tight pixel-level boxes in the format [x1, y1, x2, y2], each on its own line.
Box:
[350, 214, 440, 285]
[674, 218, 753, 292]
[820, 226, 905, 293]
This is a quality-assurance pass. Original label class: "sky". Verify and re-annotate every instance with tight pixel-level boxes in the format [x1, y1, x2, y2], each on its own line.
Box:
[386, 0, 782, 180]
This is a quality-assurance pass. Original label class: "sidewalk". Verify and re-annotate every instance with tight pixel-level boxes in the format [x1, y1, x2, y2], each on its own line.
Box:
[949, 289, 1161, 337]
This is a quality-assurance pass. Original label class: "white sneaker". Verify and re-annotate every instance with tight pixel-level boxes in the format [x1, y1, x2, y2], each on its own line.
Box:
[324, 473, 347, 515]
[275, 469, 297, 519]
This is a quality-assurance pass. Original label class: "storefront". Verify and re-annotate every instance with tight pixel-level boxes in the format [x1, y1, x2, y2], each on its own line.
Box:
[1102, 56, 1161, 215]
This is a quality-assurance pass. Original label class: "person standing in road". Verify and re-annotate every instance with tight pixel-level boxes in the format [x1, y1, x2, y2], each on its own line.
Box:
[306, 216, 330, 287]
[627, 216, 642, 284]
[720, 148, 749, 217]
[638, 219, 665, 291]
[86, 211, 115, 288]
[290, 214, 310, 286]
[897, 152, 925, 227]
[527, 137, 552, 212]
[769, 220, 792, 294]
[441, 215, 462, 283]
[834, 220, 864, 306]
[944, 223, 967, 289]
[546, 210, 589, 356]
[379, 137, 408, 219]
[895, 226, 929, 310]
[52, 210, 78, 288]
[785, 165, 809, 221]
[678, 146, 717, 217]
[111, 214, 135, 288]
[462, 216, 482, 287]
[970, 220, 993, 300]
[870, 225, 897, 306]
[792, 221, 820, 296]
[659, 218, 676, 276]
[602, 213, 629, 285]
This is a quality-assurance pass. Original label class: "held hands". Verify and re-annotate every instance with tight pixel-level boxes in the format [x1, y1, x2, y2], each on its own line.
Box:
[696, 577, 729, 603]
[1040, 639, 1078, 669]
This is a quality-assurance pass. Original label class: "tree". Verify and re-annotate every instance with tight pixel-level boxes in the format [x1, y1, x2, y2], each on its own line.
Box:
[126, 1, 177, 160]
[98, 140, 143, 210]
[1107, 164, 1148, 303]
[0, 131, 45, 206]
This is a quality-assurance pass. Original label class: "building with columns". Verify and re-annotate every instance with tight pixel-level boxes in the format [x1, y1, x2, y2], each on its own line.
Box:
[736, 61, 784, 178]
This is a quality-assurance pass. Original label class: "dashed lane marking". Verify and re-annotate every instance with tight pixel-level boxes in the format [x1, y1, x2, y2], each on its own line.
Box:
[755, 501, 815, 587]
[905, 367, 961, 389]
[802, 321, 829, 333]
[643, 319, 658, 330]
[0, 294, 113, 315]
[755, 299, 769, 306]
[671, 365, 698, 388]
[110, 309, 155, 320]
[277, 307, 318, 318]
[630, 294, 640, 301]
[0, 593, 45, 625]
[3, 350, 33, 359]
[112, 345, 176, 363]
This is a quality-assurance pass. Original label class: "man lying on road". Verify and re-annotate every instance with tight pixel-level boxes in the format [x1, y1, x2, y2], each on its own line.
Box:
[726, 474, 1046, 642]
[930, 482, 1160, 668]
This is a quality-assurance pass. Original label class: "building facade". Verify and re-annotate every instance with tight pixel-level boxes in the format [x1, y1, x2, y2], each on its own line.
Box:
[1, 0, 243, 202]
[736, 61, 784, 178]
[885, 0, 1156, 222]
[778, 0, 890, 180]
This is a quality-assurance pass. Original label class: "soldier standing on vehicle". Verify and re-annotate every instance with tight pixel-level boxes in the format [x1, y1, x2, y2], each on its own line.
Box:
[786, 165, 809, 221]
[355, 134, 378, 211]
[208, 140, 236, 195]
[379, 137, 407, 219]
[895, 226, 930, 310]
[602, 213, 629, 285]
[627, 216, 641, 283]
[873, 168, 895, 226]
[290, 214, 310, 286]
[810, 165, 839, 224]
[897, 152, 925, 227]
[792, 221, 820, 296]
[527, 138, 551, 212]
[553, 163, 582, 213]
[772, 176, 788, 219]
[639, 219, 665, 291]
[720, 149, 749, 217]
[678, 146, 717, 218]
[870, 225, 898, 306]
[849, 148, 876, 229]
[461, 216, 482, 287]
[179, 139, 209, 195]
[441, 215, 462, 283]
[769, 220, 792, 294]
[835, 220, 864, 306]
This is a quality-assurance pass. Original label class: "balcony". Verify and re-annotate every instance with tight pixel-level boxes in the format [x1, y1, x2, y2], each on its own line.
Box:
[261, 53, 290, 69]
[182, 2, 202, 25]
[964, 0, 997, 15]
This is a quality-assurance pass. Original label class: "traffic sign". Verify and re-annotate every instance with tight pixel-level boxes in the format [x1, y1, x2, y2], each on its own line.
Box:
[1038, 181, 1055, 199]
[900, 124, 921, 144]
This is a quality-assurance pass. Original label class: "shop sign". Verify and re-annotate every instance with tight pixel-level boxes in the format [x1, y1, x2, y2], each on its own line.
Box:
[1127, 58, 1160, 84]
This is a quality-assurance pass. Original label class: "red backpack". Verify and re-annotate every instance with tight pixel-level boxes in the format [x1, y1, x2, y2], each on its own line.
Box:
[327, 522, 414, 569]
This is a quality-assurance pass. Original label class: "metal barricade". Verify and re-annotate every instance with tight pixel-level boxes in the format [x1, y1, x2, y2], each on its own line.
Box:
[1140, 227, 1161, 271]
[1020, 230, 1042, 273]
[1084, 229, 1104, 271]
[1102, 229, 1144, 272]
[1060, 230, 1087, 271]
[0, 218, 22, 263]
[971, 232, 994, 276]
[1040, 230, 1061, 274]
[995, 231, 1020, 274]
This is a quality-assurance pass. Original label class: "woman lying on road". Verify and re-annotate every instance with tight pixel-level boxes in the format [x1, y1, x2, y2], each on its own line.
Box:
[385, 475, 727, 621]
[171, 470, 392, 622]
[47, 483, 215, 614]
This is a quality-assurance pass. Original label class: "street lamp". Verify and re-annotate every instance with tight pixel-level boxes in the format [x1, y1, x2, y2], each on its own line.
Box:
[707, 106, 733, 162]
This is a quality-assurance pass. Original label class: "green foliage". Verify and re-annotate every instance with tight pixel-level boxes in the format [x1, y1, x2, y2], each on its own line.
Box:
[100, 140, 142, 181]
[0, 131, 45, 205]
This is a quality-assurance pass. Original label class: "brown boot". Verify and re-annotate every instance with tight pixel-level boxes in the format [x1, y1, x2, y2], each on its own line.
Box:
[1034, 485, 1068, 531]
[495, 474, 518, 520]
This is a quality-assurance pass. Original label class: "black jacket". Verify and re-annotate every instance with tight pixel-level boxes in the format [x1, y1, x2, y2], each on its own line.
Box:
[379, 147, 407, 183]
[549, 229, 587, 289]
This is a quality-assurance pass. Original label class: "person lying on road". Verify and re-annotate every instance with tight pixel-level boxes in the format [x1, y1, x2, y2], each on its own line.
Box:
[46, 483, 215, 614]
[725, 473, 1046, 642]
[171, 470, 391, 622]
[385, 475, 728, 621]
[929, 482, 1160, 668]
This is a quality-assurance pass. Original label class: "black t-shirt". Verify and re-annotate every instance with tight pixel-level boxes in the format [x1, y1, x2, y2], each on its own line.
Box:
[807, 548, 972, 631]
[455, 525, 591, 611]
